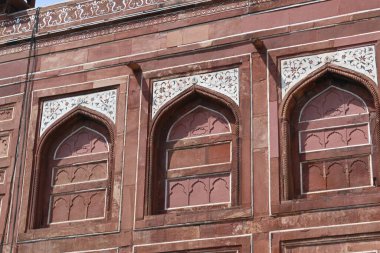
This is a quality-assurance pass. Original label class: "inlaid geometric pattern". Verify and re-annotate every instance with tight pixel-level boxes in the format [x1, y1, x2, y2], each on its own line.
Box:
[281, 45, 377, 98]
[152, 68, 239, 118]
[40, 90, 117, 135]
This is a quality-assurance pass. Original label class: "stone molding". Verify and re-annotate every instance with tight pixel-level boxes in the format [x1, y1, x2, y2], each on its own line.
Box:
[152, 68, 239, 118]
[0, 0, 251, 56]
[40, 89, 117, 135]
[281, 45, 378, 98]
[0, 0, 167, 38]
[0, 0, 249, 42]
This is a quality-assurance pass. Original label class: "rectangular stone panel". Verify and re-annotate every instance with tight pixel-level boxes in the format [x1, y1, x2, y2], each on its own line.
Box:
[0, 167, 5, 184]
[301, 155, 372, 194]
[167, 142, 231, 170]
[0, 107, 13, 121]
[52, 161, 108, 186]
[49, 189, 106, 224]
[0, 134, 9, 158]
[299, 124, 369, 153]
[64, 249, 118, 253]
[167, 174, 230, 209]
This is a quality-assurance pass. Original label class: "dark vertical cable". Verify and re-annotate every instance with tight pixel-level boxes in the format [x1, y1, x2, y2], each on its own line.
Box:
[0, 7, 40, 252]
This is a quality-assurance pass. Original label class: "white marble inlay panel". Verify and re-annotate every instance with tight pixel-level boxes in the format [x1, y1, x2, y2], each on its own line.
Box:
[152, 68, 239, 118]
[40, 89, 117, 135]
[281, 45, 378, 98]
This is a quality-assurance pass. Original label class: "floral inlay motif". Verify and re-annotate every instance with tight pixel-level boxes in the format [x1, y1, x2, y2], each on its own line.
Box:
[40, 90, 117, 135]
[152, 68, 239, 118]
[281, 45, 378, 98]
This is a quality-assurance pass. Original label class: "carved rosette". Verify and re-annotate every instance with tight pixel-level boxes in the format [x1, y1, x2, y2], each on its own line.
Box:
[40, 90, 117, 136]
[281, 45, 378, 98]
[152, 68, 239, 118]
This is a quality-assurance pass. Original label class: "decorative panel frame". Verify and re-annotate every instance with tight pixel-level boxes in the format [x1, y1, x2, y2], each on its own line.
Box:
[18, 76, 129, 242]
[270, 221, 380, 253]
[269, 42, 380, 216]
[0, 93, 23, 246]
[135, 56, 253, 230]
[133, 234, 252, 253]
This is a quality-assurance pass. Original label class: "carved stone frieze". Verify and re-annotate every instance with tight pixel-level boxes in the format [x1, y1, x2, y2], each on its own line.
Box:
[0, 0, 249, 56]
[281, 45, 378, 98]
[40, 90, 117, 135]
[0, 0, 167, 38]
[152, 68, 239, 118]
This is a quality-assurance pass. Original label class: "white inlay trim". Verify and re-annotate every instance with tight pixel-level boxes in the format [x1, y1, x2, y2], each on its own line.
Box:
[152, 68, 239, 118]
[40, 89, 117, 135]
[281, 45, 378, 98]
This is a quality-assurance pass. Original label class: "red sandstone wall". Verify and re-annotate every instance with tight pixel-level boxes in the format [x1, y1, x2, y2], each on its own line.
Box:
[0, 0, 378, 252]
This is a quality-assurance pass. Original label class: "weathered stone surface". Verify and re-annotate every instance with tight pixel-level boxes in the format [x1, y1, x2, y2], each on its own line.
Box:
[0, 0, 378, 252]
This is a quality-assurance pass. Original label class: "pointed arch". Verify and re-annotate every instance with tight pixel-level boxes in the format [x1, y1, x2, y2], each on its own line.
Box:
[280, 64, 379, 119]
[279, 66, 378, 200]
[146, 87, 240, 214]
[299, 85, 368, 122]
[167, 105, 231, 141]
[30, 106, 114, 229]
[53, 126, 109, 160]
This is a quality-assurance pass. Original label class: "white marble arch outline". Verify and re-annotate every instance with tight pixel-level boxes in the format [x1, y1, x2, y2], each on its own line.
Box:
[281, 45, 378, 98]
[151, 68, 240, 119]
[298, 85, 369, 123]
[166, 105, 232, 142]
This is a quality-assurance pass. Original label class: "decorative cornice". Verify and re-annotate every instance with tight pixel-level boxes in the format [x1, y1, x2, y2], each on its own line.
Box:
[40, 89, 117, 135]
[281, 45, 378, 98]
[152, 68, 239, 118]
[0, 0, 249, 56]
[0, 0, 168, 38]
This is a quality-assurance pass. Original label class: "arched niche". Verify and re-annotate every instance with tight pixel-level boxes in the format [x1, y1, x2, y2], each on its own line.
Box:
[147, 88, 240, 215]
[30, 107, 114, 229]
[279, 66, 379, 200]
